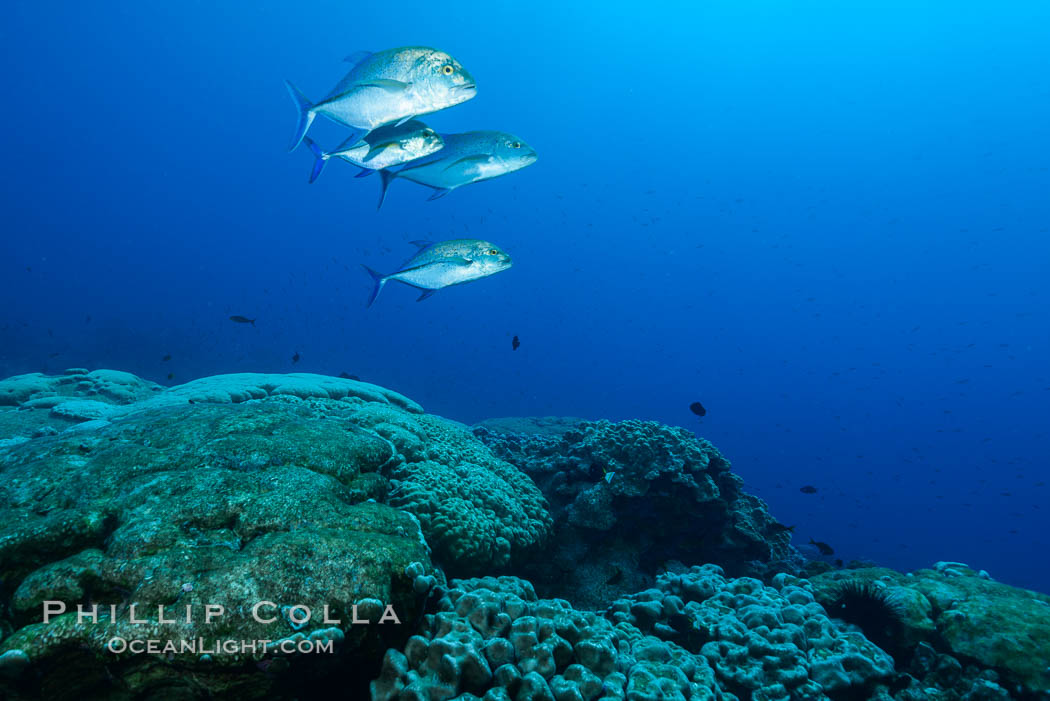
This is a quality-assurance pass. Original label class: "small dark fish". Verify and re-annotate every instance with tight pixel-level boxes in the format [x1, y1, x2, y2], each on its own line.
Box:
[834, 558, 844, 568]
[162, 354, 172, 362]
[771, 523, 795, 533]
[689, 401, 706, 417]
[292, 352, 300, 364]
[167, 373, 174, 380]
[229, 315, 256, 326]
[799, 485, 818, 494]
[606, 566, 623, 585]
[339, 372, 361, 381]
[809, 538, 835, 556]
[512, 335, 520, 351]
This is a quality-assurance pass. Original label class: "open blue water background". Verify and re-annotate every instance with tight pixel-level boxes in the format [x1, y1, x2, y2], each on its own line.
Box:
[1, 2, 1047, 591]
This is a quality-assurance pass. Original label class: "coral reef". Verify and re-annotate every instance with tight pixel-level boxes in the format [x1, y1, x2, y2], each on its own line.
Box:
[370, 574, 724, 701]
[3, 370, 1048, 701]
[607, 565, 895, 700]
[810, 565, 1050, 697]
[350, 406, 552, 575]
[474, 418, 795, 607]
[0, 370, 550, 698]
[372, 565, 1048, 701]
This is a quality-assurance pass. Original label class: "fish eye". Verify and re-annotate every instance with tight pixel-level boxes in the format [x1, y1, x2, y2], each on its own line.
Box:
[510, 141, 522, 149]
[442, 64, 454, 75]
[487, 249, 499, 255]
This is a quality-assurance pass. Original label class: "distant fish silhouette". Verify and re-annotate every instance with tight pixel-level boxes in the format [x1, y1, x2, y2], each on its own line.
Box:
[167, 372, 174, 380]
[799, 485, 818, 494]
[809, 538, 835, 556]
[689, 401, 706, 417]
[339, 372, 361, 381]
[229, 315, 256, 326]
[512, 335, 520, 351]
[162, 354, 172, 362]
[292, 352, 300, 364]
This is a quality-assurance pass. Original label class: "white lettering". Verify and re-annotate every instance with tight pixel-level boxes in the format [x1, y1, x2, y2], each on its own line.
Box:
[379, 605, 401, 625]
[252, 600, 277, 624]
[77, 604, 99, 624]
[287, 605, 311, 627]
[43, 601, 67, 623]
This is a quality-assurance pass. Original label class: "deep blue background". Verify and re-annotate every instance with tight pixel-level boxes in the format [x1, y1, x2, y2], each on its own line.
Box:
[1, 2, 1047, 591]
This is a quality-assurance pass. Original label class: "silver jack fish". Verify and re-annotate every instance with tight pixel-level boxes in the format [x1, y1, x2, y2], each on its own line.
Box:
[362, 239, 512, 307]
[302, 121, 444, 183]
[377, 131, 537, 209]
[285, 47, 477, 151]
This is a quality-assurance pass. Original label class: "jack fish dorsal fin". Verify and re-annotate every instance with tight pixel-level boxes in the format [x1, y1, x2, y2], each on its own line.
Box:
[416, 290, 437, 302]
[343, 51, 374, 67]
[408, 240, 434, 250]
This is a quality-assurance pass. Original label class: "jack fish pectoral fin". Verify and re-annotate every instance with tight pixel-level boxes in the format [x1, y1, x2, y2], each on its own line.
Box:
[354, 168, 375, 178]
[334, 130, 369, 152]
[408, 240, 434, 251]
[361, 141, 398, 162]
[352, 79, 412, 94]
[442, 155, 493, 172]
[328, 79, 412, 104]
[400, 258, 472, 275]
[416, 290, 438, 302]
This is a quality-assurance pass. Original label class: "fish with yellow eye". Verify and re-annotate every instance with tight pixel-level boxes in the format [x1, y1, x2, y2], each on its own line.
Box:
[361, 239, 512, 307]
[284, 47, 477, 151]
[376, 130, 537, 208]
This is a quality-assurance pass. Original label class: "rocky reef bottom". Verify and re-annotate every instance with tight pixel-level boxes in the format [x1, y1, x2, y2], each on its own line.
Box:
[0, 369, 1046, 700]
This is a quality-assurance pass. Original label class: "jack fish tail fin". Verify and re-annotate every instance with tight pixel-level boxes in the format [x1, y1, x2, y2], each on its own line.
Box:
[361, 265, 388, 307]
[285, 80, 316, 152]
[377, 169, 396, 210]
[303, 137, 327, 183]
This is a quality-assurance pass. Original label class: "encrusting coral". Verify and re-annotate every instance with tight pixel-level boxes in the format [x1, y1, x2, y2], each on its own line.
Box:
[0, 370, 550, 698]
[474, 418, 795, 607]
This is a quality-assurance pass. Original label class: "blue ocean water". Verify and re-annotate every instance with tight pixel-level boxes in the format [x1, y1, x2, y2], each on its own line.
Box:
[0, 0, 1047, 594]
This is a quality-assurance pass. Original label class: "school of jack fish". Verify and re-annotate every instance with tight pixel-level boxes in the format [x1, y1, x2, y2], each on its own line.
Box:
[286, 47, 535, 306]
